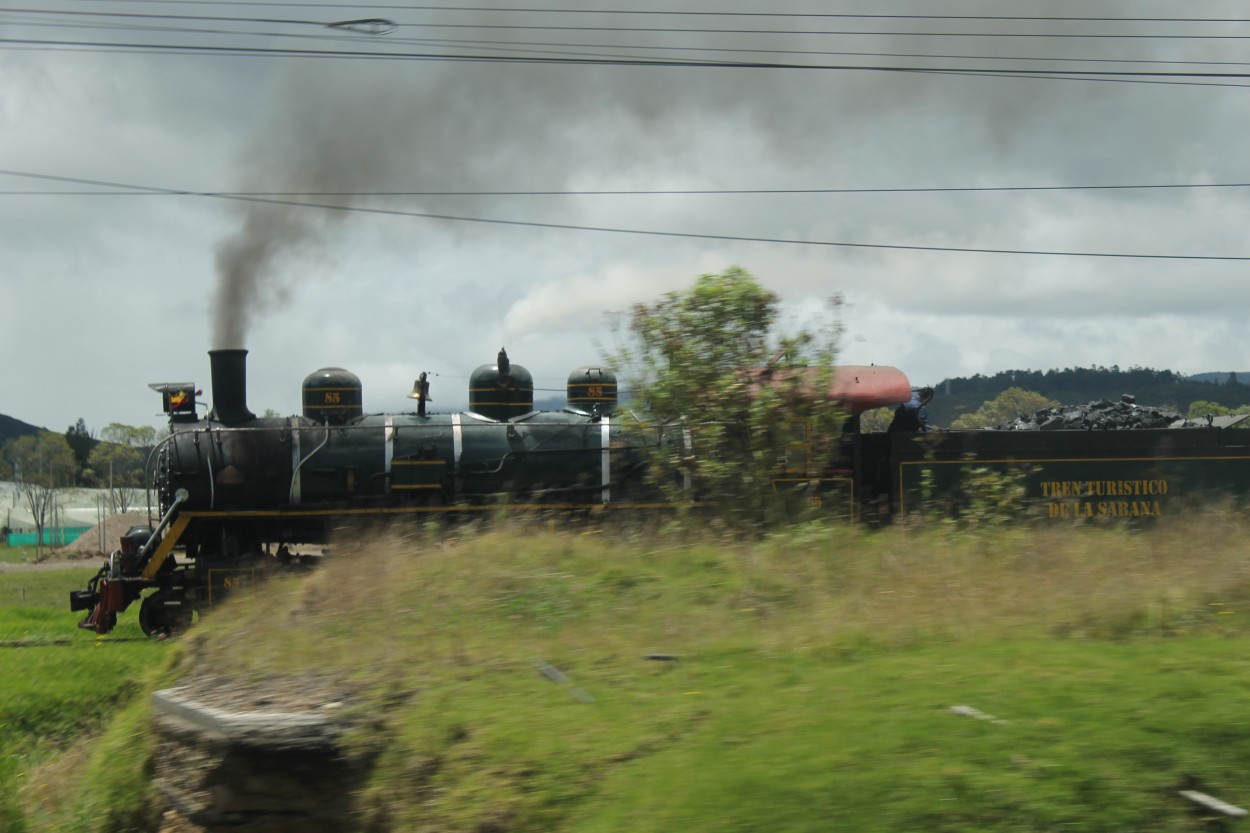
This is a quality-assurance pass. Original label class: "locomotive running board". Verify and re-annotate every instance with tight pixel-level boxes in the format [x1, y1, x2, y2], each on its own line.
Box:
[167, 503, 694, 521]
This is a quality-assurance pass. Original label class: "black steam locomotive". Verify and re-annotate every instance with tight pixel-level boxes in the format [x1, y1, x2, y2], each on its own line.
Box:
[70, 346, 1250, 638]
[71, 349, 665, 636]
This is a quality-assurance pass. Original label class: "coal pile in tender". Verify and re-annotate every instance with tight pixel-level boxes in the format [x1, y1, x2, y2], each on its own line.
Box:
[991, 395, 1198, 431]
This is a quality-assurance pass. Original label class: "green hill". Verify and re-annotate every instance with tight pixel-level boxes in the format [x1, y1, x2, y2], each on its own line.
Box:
[0, 412, 42, 449]
[20, 520, 1250, 832]
[928, 366, 1250, 426]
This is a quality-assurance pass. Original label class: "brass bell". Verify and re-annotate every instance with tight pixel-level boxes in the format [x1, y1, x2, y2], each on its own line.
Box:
[408, 372, 431, 416]
[407, 372, 431, 401]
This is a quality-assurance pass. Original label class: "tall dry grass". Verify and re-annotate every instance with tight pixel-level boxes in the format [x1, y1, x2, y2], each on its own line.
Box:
[181, 512, 1250, 692]
[764, 513, 1250, 644]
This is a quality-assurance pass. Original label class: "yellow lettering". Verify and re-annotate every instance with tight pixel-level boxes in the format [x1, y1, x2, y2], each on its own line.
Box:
[1041, 479, 1169, 521]
[1082, 479, 1169, 499]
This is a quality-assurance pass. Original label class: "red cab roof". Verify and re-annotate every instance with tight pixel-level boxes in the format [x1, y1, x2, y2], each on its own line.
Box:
[744, 365, 913, 414]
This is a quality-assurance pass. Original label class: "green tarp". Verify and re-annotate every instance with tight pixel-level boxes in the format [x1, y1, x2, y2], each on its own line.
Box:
[5, 527, 91, 547]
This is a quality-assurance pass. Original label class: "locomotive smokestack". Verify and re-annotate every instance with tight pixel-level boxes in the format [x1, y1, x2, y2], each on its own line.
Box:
[208, 349, 256, 425]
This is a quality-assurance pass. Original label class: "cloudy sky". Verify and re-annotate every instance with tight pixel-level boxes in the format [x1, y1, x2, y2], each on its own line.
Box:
[2, 1, 1249, 432]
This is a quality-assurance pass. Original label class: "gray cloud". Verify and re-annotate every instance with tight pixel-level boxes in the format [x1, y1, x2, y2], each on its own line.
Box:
[3, 2, 1249, 429]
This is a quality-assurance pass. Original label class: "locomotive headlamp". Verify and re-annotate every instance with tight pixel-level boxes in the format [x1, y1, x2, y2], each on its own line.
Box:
[120, 526, 153, 556]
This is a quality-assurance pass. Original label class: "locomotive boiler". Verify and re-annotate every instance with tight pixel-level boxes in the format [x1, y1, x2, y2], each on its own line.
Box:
[72, 349, 656, 637]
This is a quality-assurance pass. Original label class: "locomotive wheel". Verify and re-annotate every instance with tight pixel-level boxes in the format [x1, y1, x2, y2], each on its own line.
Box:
[139, 591, 194, 639]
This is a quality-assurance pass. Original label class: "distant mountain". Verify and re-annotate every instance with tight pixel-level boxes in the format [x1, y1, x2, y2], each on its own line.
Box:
[1186, 372, 1250, 385]
[0, 413, 43, 447]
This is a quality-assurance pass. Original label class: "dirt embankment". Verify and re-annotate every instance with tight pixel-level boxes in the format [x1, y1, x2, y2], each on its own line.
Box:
[55, 512, 150, 558]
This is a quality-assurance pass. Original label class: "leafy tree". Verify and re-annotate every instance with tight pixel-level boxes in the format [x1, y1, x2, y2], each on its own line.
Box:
[64, 417, 96, 474]
[950, 387, 1058, 430]
[87, 442, 144, 513]
[88, 423, 159, 512]
[859, 407, 894, 433]
[2, 433, 77, 559]
[608, 267, 842, 527]
[100, 422, 157, 448]
[1187, 400, 1236, 419]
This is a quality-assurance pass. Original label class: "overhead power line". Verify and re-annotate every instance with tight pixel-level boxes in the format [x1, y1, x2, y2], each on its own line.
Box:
[44, 2, 1250, 25]
[6, 35, 1250, 85]
[390, 35, 1250, 70]
[9, 22, 1250, 77]
[4, 39, 1248, 89]
[0, 6, 394, 32]
[18, 20, 1250, 41]
[5, 11, 1250, 83]
[10, 7, 1250, 71]
[2, 168, 1248, 262]
[328, 24, 1250, 41]
[5, 180, 1250, 197]
[8, 8, 1250, 41]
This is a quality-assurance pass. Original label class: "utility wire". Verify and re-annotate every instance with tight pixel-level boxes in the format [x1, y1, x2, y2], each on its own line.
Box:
[390, 35, 1250, 70]
[345, 24, 1250, 41]
[12, 8, 1250, 69]
[7, 35, 1250, 83]
[0, 7, 396, 35]
[6, 12, 1250, 77]
[7, 8, 1250, 40]
[5, 178, 1250, 197]
[2, 169, 1248, 262]
[905, 68, 1250, 91]
[0, 16, 418, 48]
[45, 2, 1250, 25]
[0, 7, 322, 26]
[11, 23, 1250, 74]
[77, 22, 1250, 41]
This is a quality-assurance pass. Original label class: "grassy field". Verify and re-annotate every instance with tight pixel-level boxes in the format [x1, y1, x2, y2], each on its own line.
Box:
[10, 518, 1250, 831]
[0, 545, 43, 566]
[0, 564, 173, 833]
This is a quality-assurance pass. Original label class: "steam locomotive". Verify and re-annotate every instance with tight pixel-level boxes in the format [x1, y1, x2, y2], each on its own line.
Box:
[70, 350, 625, 636]
[71, 345, 1250, 638]
[68, 348, 912, 636]
[70, 347, 645, 632]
